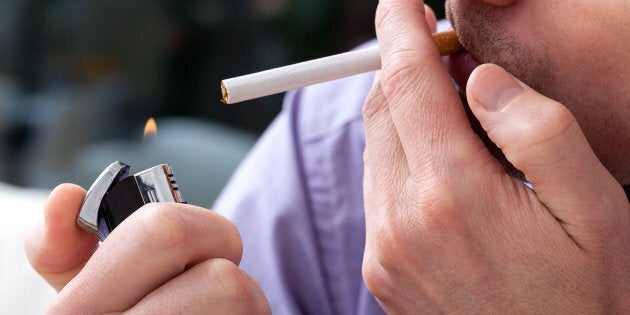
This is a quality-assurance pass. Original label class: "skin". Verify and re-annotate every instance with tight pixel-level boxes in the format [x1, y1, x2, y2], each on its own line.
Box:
[446, 0, 630, 184]
[362, 0, 629, 313]
[25, 184, 270, 314]
[26, 0, 630, 313]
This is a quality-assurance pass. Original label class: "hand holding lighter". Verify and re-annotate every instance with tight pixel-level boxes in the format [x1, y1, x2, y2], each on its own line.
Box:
[77, 161, 185, 241]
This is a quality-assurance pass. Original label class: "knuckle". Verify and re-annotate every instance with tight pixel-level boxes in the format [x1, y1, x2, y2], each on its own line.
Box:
[530, 102, 576, 144]
[380, 52, 438, 109]
[362, 253, 396, 303]
[417, 189, 460, 232]
[136, 203, 188, 250]
[364, 213, 415, 278]
[205, 259, 259, 307]
[362, 86, 387, 122]
[363, 182, 465, 303]
[380, 58, 420, 99]
[511, 101, 578, 160]
[213, 214, 243, 264]
[374, 1, 396, 31]
[371, 221, 403, 271]
[374, 0, 424, 99]
[375, 0, 421, 36]
[403, 175, 459, 221]
[402, 179, 463, 243]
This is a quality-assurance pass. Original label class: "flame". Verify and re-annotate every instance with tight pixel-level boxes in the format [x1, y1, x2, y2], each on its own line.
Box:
[143, 117, 158, 139]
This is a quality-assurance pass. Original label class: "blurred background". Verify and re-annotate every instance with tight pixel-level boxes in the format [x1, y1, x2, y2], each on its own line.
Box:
[0, 0, 446, 208]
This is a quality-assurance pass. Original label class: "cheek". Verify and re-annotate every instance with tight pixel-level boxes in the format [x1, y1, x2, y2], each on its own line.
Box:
[509, 2, 623, 95]
[534, 2, 626, 70]
[538, 12, 622, 96]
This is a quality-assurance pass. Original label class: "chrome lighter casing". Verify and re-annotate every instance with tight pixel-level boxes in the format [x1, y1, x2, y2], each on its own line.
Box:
[77, 161, 184, 241]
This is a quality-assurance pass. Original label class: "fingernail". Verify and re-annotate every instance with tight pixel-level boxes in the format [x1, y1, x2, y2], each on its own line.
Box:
[473, 66, 524, 111]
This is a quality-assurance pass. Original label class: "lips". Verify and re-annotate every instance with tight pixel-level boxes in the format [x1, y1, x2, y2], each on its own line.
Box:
[443, 48, 523, 180]
[446, 50, 482, 93]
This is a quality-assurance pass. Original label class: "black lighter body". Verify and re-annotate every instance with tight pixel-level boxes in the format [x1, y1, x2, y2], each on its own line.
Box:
[77, 161, 185, 241]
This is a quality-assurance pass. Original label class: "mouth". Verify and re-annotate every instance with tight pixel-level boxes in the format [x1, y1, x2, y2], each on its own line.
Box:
[444, 48, 525, 181]
[446, 49, 482, 94]
[444, 1, 480, 92]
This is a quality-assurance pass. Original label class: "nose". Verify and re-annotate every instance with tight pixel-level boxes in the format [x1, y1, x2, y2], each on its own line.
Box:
[480, 0, 516, 6]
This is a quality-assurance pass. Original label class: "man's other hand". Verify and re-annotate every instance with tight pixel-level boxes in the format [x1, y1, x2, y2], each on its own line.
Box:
[25, 184, 270, 314]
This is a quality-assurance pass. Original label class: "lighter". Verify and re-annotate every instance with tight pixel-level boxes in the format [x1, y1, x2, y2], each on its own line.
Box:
[77, 161, 185, 241]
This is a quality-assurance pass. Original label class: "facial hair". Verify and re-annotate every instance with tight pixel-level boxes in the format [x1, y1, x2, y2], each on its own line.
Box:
[445, 0, 630, 184]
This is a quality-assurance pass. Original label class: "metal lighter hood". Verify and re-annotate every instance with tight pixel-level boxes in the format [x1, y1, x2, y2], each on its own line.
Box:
[78, 161, 184, 241]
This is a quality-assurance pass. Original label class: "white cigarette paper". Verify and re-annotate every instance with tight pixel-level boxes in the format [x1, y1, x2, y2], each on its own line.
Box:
[221, 30, 462, 104]
[222, 46, 380, 104]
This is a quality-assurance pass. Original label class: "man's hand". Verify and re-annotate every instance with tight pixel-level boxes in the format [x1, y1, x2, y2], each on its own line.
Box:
[362, 0, 630, 313]
[25, 184, 270, 314]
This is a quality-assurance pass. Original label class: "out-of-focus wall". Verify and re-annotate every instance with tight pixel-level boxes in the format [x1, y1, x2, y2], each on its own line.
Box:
[0, 0, 445, 206]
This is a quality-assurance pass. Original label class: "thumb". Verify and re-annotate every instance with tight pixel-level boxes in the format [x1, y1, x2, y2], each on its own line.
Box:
[24, 184, 98, 292]
[466, 64, 628, 248]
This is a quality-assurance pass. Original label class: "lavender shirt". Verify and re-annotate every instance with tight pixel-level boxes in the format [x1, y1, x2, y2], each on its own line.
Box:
[213, 41, 630, 314]
[213, 61, 380, 313]
[213, 22, 458, 315]
[213, 21, 466, 315]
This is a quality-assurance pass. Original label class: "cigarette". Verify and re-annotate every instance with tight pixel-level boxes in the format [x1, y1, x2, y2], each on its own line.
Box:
[221, 30, 463, 104]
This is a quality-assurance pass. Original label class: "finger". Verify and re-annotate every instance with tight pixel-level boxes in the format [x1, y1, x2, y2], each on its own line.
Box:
[128, 259, 270, 314]
[362, 72, 415, 291]
[363, 72, 409, 220]
[424, 4, 437, 33]
[53, 203, 243, 313]
[467, 64, 629, 248]
[24, 184, 98, 292]
[375, 0, 481, 179]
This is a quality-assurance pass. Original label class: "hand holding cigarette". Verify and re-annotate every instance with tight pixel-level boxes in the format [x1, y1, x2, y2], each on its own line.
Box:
[221, 30, 462, 104]
[361, 0, 630, 313]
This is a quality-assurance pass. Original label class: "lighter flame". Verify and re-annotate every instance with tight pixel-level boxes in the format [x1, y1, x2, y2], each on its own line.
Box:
[143, 117, 158, 139]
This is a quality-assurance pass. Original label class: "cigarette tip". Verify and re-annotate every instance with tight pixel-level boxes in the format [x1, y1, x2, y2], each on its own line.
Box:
[220, 81, 229, 104]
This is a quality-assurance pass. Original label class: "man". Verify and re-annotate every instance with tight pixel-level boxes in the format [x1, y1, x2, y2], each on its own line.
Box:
[26, 0, 629, 313]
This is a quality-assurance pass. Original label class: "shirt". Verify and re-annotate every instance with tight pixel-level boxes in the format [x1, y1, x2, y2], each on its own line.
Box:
[213, 23, 630, 315]
[214, 64, 380, 314]
[213, 21, 451, 315]
[213, 20, 450, 315]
